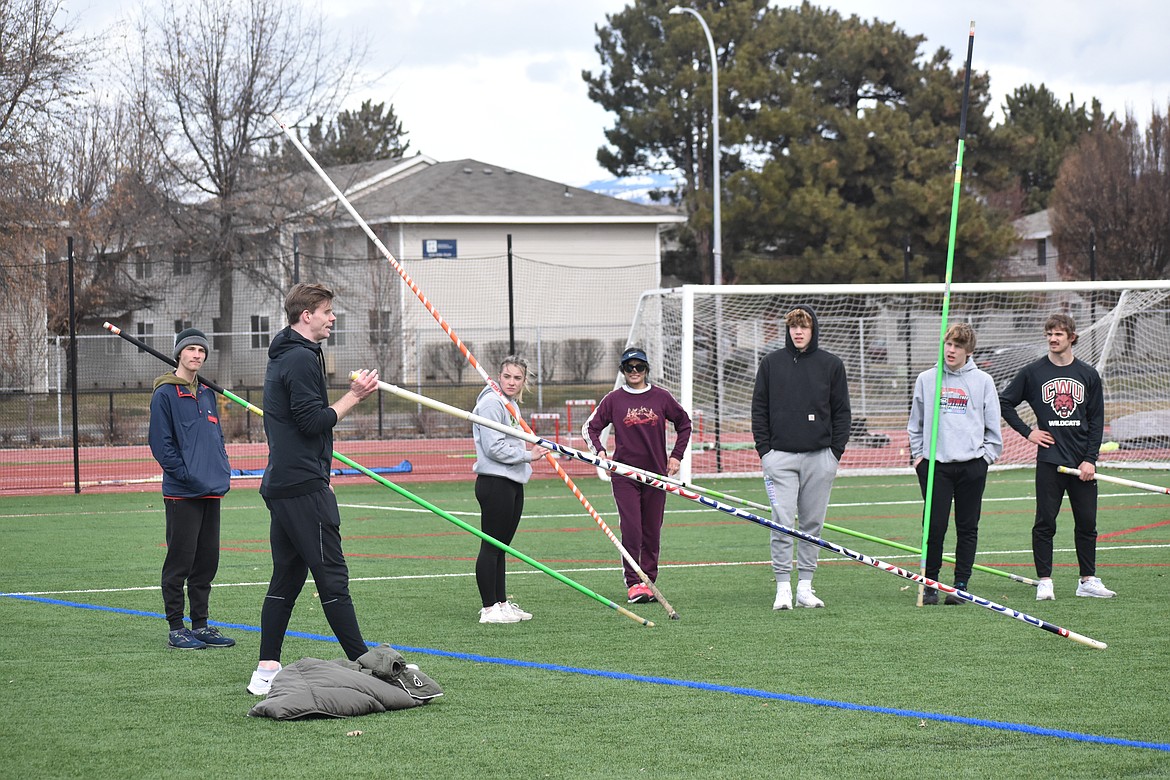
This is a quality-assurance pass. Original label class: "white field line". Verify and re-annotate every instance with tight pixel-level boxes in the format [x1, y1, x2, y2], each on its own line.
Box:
[0, 489, 1153, 520]
[4, 490, 1165, 596]
[8, 543, 1168, 598]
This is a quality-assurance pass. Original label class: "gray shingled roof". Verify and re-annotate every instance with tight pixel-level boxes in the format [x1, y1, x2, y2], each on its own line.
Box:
[1013, 209, 1051, 240]
[341, 158, 682, 223]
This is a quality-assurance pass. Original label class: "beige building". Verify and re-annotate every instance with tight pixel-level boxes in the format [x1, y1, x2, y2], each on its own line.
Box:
[77, 155, 684, 390]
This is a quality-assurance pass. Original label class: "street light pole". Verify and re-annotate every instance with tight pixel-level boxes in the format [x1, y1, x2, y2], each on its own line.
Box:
[671, 6, 724, 473]
[669, 6, 721, 285]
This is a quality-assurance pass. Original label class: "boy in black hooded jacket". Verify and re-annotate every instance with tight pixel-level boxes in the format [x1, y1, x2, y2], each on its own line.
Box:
[751, 305, 851, 611]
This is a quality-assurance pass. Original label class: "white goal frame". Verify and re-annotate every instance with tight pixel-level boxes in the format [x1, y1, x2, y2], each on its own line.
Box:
[626, 281, 1170, 481]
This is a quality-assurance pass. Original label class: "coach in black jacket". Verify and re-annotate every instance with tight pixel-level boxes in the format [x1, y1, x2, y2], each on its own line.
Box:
[752, 304, 851, 611]
[248, 282, 380, 697]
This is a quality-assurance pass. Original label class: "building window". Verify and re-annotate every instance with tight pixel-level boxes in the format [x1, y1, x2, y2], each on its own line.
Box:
[134, 250, 152, 279]
[250, 315, 271, 349]
[322, 231, 336, 266]
[211, 317, 226, 351]
[136, 322, 154, 353]
[367, 231, 381, 263]
[173, 319, 192, 335]
[172, 248, 191, 276]
[328, 312, 347, 347]
[1036, 238, 1047, 267]
[368, 309, 392, 345]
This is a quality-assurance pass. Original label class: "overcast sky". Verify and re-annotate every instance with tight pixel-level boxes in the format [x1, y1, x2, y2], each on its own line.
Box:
[69, 0, 1170, 187]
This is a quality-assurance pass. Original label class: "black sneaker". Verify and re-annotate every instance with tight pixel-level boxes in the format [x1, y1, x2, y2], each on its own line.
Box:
[945, 583, 968, 606]
[168, 628, 208, 650]
[192, 626, 236, 647]
[921, 588, 939, 606]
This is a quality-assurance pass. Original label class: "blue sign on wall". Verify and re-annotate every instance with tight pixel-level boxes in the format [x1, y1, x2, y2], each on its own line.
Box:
[423, 239, 457, 258]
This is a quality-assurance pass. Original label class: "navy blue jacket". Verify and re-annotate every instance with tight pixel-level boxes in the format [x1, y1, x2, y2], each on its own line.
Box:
[751, 304, 852, 460]
[149, 373, 231, 498]
[260, 326, 339, 498]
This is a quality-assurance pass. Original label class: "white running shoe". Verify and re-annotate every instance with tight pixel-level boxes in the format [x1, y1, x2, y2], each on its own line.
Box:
[247, 664, 281, 696]
[1075, 577, 1116, 599]
[479, 603, 521, 624]
[503, 601, 533, 621]
[1036, 578, 1055, 601]
[773, 581, 792, 611]
[796, 581, 825, 608]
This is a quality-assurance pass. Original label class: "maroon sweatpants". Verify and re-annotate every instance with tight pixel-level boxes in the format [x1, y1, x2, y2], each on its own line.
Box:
[611, 477, 667, 587]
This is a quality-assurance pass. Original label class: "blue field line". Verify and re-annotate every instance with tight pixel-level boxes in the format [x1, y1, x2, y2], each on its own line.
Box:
[5, 592, 1167, 753]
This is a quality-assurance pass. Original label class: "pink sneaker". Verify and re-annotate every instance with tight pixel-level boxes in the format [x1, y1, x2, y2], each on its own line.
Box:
[627, 584, 651, 603]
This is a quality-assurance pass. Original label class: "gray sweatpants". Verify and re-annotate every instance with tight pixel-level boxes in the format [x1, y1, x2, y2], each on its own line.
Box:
[761, 448, 839, 582]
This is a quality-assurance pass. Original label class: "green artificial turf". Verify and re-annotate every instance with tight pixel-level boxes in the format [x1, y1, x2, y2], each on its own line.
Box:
[2, 471, 1168, 778]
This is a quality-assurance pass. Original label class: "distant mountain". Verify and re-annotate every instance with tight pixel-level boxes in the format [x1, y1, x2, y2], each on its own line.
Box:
[582, 173, 680, 204]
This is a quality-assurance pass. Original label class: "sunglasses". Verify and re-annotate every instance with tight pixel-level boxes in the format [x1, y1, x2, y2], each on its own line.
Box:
[622, 363, 649, 374]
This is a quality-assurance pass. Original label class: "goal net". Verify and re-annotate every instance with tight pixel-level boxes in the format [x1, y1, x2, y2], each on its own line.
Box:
[625, 281, 1170, 479]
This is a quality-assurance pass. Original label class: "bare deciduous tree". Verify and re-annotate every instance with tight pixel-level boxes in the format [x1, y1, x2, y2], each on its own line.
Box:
[0, 0, 88, 155]
[561, 338, 604, 383]
[537, 340, 559, 383]
[126, 0, 367, 382]
[1050, 107, 1170, 280]
[424, 341, 473, 384]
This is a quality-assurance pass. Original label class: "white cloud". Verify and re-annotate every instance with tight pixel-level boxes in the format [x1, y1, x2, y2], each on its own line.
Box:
[67, 0, 1170, 187]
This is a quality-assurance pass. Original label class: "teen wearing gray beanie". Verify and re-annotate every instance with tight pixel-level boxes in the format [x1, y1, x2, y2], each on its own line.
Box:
[173, 328, 211, 360]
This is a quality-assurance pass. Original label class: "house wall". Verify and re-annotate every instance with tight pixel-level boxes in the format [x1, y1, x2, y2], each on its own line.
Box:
[72, 218, 664, 391]
[292, 220, 663, 384]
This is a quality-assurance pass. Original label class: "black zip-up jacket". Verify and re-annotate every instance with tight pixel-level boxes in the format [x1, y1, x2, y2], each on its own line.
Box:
[751, 304, 852, 460]
[260, 326, 338, 498]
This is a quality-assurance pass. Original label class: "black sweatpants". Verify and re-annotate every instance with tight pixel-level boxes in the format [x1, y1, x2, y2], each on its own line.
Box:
[260, 487, 366, 661]
[161, 497, 222, 631]
[475, 474, 524, 608]
[1033, 462, 1099, 579]
[915, 458, 988, 585]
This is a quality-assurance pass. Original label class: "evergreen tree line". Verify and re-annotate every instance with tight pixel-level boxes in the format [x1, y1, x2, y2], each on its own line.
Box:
[3, 0, 1167, 357]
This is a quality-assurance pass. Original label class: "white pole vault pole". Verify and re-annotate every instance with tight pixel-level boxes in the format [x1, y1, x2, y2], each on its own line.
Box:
[370, 376, 1108, 651]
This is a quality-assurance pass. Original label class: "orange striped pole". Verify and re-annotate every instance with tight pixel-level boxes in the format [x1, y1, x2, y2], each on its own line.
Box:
[275, 116, 679, 620]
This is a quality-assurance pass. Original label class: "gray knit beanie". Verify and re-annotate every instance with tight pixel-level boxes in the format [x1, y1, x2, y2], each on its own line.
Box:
[173, 328, 210, 359]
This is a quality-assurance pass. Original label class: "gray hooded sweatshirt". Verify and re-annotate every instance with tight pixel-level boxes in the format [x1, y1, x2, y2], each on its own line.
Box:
[908, 357, 1003, 464]
[471, 385, 533, 483]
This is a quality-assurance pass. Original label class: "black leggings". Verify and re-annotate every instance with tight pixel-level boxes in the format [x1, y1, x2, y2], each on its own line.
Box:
[475, 475, 525, 607]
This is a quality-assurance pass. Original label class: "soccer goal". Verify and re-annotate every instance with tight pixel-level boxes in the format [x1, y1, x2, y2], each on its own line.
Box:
[625, 281, 1170, 479]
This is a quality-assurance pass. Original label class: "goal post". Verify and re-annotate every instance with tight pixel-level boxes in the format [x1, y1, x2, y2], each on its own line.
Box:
[626, 281, 1170, 479]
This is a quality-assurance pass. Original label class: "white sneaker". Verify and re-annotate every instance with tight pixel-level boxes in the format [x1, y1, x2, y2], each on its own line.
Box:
[503, 600, 533, 621]
[773, 581, 792, 611]
[1075, 577, 1116, 599]
[1036, 578, 1055, 601]
[247, 664, 281, 696]
[796, 581, 825, 608]
[479, 603, 521, 624]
